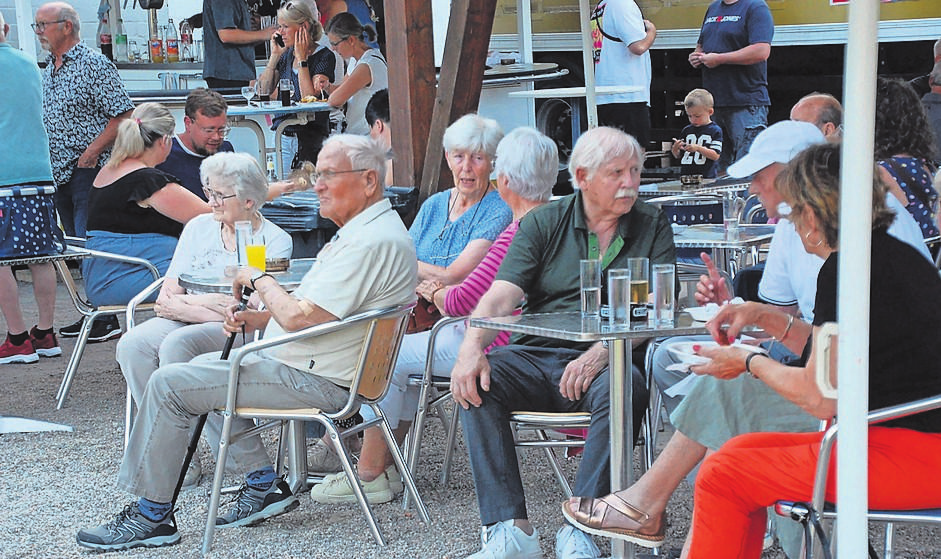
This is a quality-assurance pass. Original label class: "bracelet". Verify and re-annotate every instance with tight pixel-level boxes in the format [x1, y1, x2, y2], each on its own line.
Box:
[745, 352, 764, 376]
[779, 314, 795, 341]
[431, 287, 446, 301]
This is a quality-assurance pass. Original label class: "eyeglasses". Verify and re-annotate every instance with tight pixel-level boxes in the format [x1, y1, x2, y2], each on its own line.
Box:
[312, 168, 368, 183]
[31, 19, 66, 33]
[198, 126, 231, 138]
[202, 188, 238, 203]
[329, 36, 347, 47]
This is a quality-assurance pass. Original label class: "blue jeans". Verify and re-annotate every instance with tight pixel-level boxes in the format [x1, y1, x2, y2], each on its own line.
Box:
[83, 231, 177, 307]
[459, 344, 648, 525]
[713, 106, 768, 174]
[56, 166, 98, 237]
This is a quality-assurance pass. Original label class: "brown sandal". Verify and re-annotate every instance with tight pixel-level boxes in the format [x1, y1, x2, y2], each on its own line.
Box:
[561, 494, 666, 548]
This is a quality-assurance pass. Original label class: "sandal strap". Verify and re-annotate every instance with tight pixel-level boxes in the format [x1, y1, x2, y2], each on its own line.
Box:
[573, 494, 650, 529]
[605, 494, 650, 524]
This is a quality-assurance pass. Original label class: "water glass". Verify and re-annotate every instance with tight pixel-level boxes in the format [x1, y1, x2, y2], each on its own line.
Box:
[723, 192, 743, 240]
[607, 268, 631, 327]
[579, 259, 602, 317]
[626, 257, 649, 322]
[234, 221, 252, 267]
[652, 264, 676, 328]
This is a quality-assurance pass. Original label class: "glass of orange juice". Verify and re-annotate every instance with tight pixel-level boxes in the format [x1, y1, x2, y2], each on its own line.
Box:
[246, 233, 266, 272]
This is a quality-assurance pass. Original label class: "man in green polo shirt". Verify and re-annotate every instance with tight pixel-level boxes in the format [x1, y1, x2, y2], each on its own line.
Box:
[451, 126, 676, 559]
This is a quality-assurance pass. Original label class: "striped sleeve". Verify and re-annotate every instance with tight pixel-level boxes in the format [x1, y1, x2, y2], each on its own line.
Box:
[443, 221, 519, 317]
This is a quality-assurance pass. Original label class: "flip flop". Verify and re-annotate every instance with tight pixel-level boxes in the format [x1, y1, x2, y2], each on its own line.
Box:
[561, 495, 666, 548]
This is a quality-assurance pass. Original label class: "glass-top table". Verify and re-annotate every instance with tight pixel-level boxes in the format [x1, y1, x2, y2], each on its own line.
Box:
[673, 224, 775, 276]
[177, 258, 316, 294]
[470, 311, 709, 559]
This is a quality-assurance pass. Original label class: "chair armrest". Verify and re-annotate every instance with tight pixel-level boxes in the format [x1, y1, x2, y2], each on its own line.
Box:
[80, 247, 161, 282]
[221, 304, 415, 415]
[422, 315, 467, 383]
[126, 277, 166, 329]
[811, 393, 941, 512]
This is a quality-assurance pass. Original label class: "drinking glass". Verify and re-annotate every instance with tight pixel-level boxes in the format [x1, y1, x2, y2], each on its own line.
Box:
[241, 85, 255, 104]
[579, 259, 602, 317]
[279, 78, 293, 107]
[626, 257, 649, 322]
[652, 264, 676, 328]
[246, 231, 266, 272]
[607, 268, 631, 327]
[234, 221, 252, 267]
[723, 192, 743, 240]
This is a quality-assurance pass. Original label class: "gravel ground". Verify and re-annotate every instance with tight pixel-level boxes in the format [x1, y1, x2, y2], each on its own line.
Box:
[2, 273, 940, 558]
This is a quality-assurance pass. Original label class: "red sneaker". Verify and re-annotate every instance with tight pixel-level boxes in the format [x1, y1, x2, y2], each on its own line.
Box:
[29, 327, 62, 358]
[0, 335, 39, 364]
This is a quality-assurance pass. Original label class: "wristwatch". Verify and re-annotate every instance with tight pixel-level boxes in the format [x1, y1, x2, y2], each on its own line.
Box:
[249, 270, 271, 290]
[299, 60, 308, 68]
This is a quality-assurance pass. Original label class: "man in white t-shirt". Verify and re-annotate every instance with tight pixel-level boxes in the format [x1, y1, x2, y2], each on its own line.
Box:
[593, 0, 656, 146]
[76, 135, 417, 552]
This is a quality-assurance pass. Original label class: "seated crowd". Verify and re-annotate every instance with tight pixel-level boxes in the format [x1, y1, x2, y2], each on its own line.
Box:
[4, 6, 941, 554]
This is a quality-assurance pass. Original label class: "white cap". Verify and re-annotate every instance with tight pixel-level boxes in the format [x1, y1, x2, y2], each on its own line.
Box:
[726, 120, 826, 178]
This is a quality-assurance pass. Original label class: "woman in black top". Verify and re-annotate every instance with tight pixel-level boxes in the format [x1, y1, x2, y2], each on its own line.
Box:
[84, 103, 208, 307]
[677, 143, 941, 558]
[257, 1, 338, 170]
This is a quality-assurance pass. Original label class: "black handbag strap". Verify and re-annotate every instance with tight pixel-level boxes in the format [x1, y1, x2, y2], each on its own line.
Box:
[591, 2, 622, 43]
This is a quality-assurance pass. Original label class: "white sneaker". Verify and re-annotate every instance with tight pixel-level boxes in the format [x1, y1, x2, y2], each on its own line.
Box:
[466, 519, 542, 559]
[556, 524, 601, 559]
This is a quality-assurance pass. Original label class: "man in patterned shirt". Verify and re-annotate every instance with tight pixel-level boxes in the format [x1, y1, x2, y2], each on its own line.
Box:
[35, 2, 134, 239]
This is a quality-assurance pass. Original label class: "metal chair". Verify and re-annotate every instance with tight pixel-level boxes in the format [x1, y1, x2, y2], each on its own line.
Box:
[202, 303, 430, 554]
[54, 241, 160, 409]
[774, 394, 941, 559]
[121, 276, 166, 447]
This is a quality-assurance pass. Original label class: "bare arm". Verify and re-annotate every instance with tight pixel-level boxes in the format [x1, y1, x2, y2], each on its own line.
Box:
[418, 239, 492, 284]
[77, 109, 134, 168]
[705, 300, 811, 356]
[686, 142, 720, 162]
[698, 42, 770, 69]
[695, 325, 836, 419]
[218, 27, 274, 45]
[627, 19, 657, 56]
[142, 183, 211, 224]
[325, 62, 372, 107]
[450, 280, 525, 409]
[154, 277, 231, 323]
[235, 269, 337, 332]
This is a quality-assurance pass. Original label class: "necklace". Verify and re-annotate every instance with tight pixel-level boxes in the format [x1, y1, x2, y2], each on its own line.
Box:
[438, 185, 491, 240]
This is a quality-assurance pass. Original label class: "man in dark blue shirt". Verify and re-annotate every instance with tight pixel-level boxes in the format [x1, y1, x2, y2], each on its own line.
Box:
[689, 0, 773, 173]
[156, 88, 234, 200]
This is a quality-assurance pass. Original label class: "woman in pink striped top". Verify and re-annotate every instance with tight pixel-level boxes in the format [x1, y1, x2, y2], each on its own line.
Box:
[309, 127, 560, 503]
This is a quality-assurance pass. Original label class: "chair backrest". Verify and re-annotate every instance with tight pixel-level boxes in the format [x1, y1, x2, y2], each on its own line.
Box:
[741, 194, 768, 224]
[348, 303, 414, 403]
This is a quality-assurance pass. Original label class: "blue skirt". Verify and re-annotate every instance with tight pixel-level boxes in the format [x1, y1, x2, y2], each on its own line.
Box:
[83, 231, 177, 307]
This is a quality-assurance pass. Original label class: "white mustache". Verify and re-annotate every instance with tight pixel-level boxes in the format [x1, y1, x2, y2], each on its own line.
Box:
[615, 188, 638, 199]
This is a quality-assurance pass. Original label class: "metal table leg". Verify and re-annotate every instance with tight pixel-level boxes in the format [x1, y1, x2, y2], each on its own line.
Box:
[609, 338, 635, 559]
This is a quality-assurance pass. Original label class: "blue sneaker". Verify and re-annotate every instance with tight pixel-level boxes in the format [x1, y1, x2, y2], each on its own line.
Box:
[76, 502, 180, 552]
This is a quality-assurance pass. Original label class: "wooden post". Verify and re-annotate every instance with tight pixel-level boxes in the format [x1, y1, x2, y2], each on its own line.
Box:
[385, 0, 436, 189]
[419, 0, 499, 201]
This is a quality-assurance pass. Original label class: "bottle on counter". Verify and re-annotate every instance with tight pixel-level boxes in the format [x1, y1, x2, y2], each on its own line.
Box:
[113, 18, 129, 63]
[166, 18, 180, 63]
[97, 12, 113, 61]
[149, 23, 164, 64]
[179, 19, 194, 62]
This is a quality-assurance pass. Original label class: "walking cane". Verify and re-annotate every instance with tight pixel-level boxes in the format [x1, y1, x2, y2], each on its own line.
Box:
[169, 285, 254, 508]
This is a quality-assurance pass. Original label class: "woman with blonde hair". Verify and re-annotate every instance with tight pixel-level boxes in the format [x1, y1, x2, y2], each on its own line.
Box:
[82, 103, 208, 313]
[258, 1, 339, 169]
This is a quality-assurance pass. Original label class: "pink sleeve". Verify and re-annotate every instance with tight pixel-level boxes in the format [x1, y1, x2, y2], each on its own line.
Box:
[443, 222, 519, 317]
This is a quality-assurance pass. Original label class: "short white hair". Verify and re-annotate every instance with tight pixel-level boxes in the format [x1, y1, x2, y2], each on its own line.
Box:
[568, 127, 643, 189]
[322, 134, 389, 190]
[495, 127, 558, 202]
[442, 113, 503, 159]
[200, 152, 268, 209]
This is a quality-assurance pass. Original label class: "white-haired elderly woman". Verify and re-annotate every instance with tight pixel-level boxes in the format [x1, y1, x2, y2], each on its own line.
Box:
[310, 127, 558, 505]
[408, 113, 513, 283]
[116, 152, 292, 488]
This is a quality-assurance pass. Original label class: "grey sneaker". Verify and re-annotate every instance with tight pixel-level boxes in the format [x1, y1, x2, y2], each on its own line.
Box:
[308, 438, 344, 473]
[76, 502, 180, 552]
[215, 478, 299, 528]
